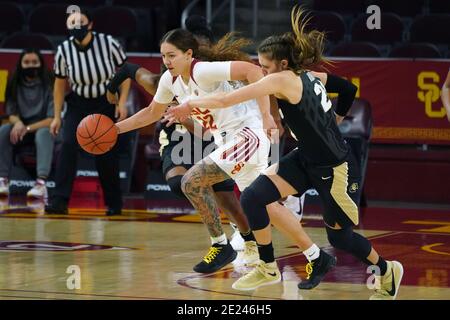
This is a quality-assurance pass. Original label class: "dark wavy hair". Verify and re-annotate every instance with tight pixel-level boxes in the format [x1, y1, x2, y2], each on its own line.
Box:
[160, 28, 252, 63]
[5, 48, 54, 104]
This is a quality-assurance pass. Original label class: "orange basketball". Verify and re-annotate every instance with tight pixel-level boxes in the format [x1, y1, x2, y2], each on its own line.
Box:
[76, 114, 118, 155]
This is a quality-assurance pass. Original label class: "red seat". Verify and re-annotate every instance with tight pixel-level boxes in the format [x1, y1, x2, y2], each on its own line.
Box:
[330, 42, 381, 57]
[312, 0, 365, 14]
[429, 0, 450, 14]
[307, 12, 346, 43]
[1, 32, 54, 50]
[112, 0, 165, 7]
[30, 0, 107, 5]
[29, 4, 69, 36]
[367, 0, 425, 16]
[93, 6, 138, 38]
[351, 13, 404, 44]
[410, 14, 450, 44]
[0, 3, 25, 33]
[389, 43, 441, 58]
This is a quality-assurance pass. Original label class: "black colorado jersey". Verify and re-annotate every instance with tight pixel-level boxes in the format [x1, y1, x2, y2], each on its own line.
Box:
[159, 123, 193, 154]
[278, 71, 349, 166]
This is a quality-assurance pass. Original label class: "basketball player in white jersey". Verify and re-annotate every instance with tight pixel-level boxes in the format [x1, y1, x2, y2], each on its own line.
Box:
[112, 28, 324, 276]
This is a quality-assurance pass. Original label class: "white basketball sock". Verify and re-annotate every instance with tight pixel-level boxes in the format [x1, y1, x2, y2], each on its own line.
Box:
[211, 233, 228, 245]
[303, 244, 320, 262]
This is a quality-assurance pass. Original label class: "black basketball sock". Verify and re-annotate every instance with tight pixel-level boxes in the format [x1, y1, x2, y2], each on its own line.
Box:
[258, 242, 275, 263]
[376, 256, 388, 276]
[241, 230, 256, 242]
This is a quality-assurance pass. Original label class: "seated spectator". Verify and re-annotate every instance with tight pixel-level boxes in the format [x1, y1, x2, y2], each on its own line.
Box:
[0, 48, 54, 198]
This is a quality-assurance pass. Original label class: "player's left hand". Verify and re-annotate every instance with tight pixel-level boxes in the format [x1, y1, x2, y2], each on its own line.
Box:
[164, 102, 192, 127]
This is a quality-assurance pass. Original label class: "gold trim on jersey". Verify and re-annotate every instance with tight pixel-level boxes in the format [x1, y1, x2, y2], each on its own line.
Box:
[158, 130, 169, 155]
[158, 124, 189, 155]
[330, 162, 359, 226]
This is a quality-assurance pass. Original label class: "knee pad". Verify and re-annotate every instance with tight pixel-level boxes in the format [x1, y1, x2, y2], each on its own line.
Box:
[240, 187, 268, 230]
[326, 227, 353, 251]
[326, 226, 372, 261]
[240, 175, 281, 231]
[167, 176, 186, 199]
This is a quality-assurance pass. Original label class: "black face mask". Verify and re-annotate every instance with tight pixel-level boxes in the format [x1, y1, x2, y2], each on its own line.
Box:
[23, 67, 39, 79]
[68, 24, 90, 42]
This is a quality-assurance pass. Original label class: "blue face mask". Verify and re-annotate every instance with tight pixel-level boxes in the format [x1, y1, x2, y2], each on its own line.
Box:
[68, 24, 89, 42]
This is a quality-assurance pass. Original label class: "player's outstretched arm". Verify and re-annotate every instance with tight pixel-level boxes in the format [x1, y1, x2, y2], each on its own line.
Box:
[135, 69, 160, 96]
[115, 100, 168, 134]
[229, 61, 271, 117]
[164, 73, 284, 125]
[107, 62, 160, 103]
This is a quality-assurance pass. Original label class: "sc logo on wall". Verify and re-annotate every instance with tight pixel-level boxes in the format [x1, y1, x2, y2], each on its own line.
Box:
[418, 71, 447, 119]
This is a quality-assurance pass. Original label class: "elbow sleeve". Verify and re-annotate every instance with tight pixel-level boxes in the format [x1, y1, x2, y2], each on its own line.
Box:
[325, 74, 357, 117]
[107, 62, 140, 94]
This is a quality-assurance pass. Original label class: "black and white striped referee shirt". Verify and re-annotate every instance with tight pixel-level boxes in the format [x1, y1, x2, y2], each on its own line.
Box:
[54, 32, 127, 99]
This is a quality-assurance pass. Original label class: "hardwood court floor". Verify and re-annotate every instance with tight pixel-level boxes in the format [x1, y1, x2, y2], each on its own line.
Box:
[0, 196, 449, 300]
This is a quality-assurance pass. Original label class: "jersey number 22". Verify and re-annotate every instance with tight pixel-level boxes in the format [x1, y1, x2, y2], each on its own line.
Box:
[314, 82, 332, 113]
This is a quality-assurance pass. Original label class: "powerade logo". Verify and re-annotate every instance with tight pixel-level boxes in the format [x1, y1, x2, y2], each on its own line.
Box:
[76, 170, 98, 177]
[76, 171, 127, 178]
[146, 184, 171, 192]
[10, 180, 55, 188]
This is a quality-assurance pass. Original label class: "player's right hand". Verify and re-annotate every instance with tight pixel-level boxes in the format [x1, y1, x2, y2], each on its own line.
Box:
[263, 114, 279, 144]
[50, 118, 61, 137]
[164, 102, 193, 127]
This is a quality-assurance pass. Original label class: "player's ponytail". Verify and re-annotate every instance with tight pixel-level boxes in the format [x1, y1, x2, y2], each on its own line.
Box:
[197, 32, 253, 63]
[290, 6, 328, 70]
[258, 6, 329, 73]
[161, 28, 253, 63]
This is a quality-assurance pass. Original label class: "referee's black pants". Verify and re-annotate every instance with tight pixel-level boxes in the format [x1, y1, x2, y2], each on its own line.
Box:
[52, 93, 122, 210]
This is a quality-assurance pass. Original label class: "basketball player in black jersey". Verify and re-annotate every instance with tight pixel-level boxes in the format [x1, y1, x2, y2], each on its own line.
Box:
[166, 6, 404, 298]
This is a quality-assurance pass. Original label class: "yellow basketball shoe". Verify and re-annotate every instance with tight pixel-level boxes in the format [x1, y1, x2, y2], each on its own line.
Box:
[370, 260, 404, 300]
[232, 260, 281, 291]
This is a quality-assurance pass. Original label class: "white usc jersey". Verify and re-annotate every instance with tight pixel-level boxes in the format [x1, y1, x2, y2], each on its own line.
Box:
[153, 59, 263, 144]
[153, 59, 270, 190]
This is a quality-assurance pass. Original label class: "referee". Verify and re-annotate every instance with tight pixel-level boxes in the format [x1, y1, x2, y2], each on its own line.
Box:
[45, 9, 130, 215]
